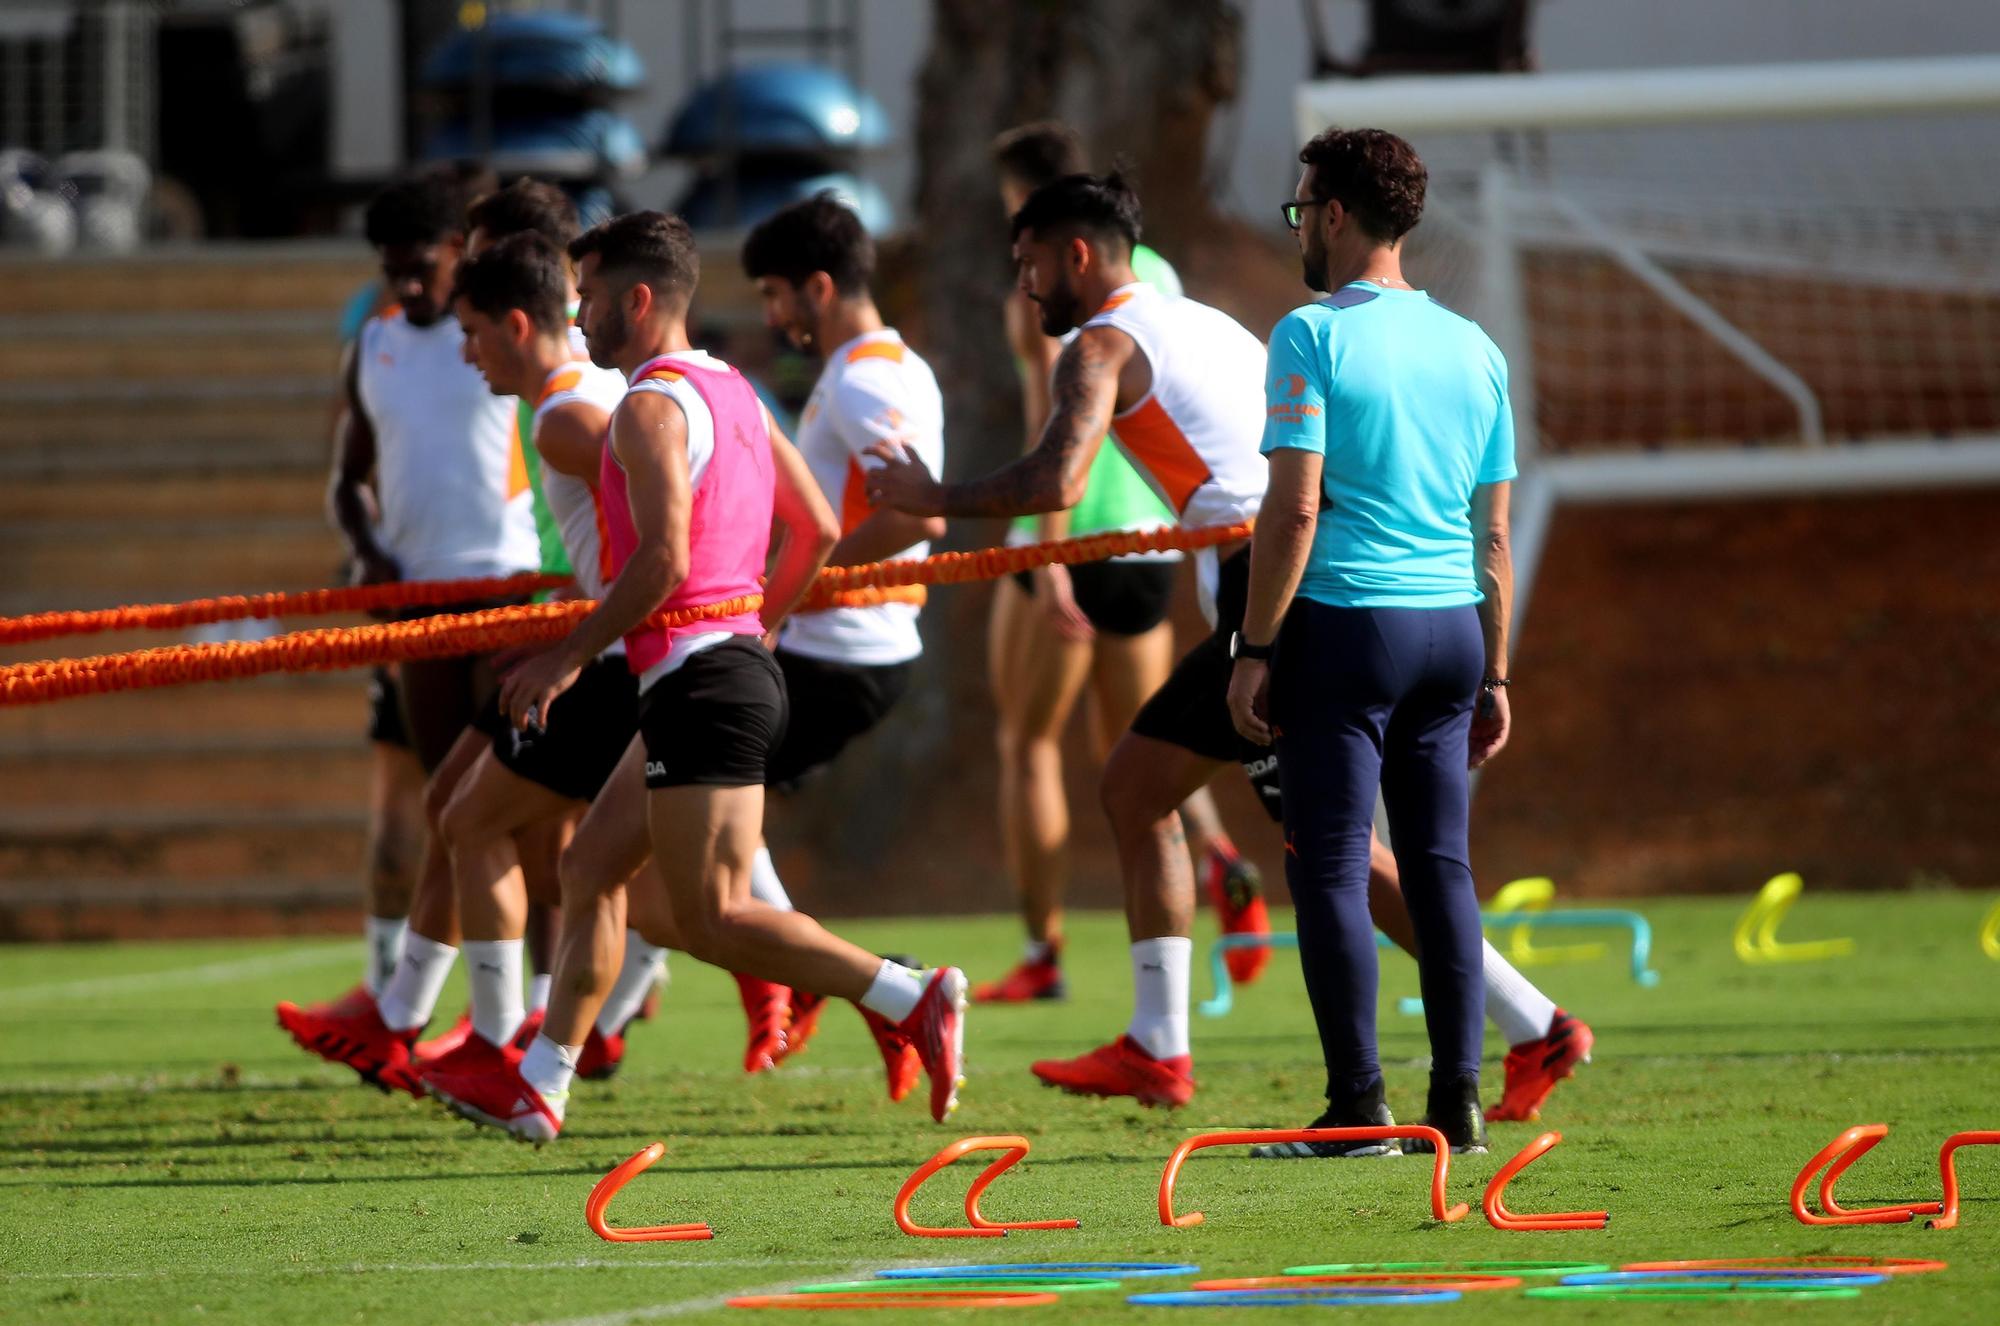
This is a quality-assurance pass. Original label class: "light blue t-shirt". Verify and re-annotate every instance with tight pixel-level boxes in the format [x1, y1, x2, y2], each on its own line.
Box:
[1261, 282, 1516, 609]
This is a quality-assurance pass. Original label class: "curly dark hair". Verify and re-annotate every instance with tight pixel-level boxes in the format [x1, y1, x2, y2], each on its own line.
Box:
[991, 121, 1086, 190]
[1009, 170, 1142, 251]
[1297, 127, 1427, 241]
[467, 178, 579, 251]
[568, 210, 700, 309]
[452, 232, 570, 336]
[363, 171, 467, 249]
[741, 191, 875, 297]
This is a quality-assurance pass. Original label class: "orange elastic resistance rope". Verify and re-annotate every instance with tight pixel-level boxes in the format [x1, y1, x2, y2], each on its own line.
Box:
[0, 523, 1252, 707]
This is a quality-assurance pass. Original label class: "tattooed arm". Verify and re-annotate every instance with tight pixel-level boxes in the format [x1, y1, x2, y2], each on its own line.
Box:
[865, 325, 1132, 518]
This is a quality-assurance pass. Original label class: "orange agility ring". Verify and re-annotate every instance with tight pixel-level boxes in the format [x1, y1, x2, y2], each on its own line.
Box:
[728, 1291, 1060, 1309]
[1194, 1273, 1521, 1293]
[585, 1142, 714, 1242]
[894, 1135, 1080, 1239]
[1791, 1124, 1942, 1226]
[1484, 1132, 1610, 1231]
[1625, 1256, 1947, 1276]
[1158, 1128, 1469, 1227]
[1928, 1129, 2000, 1230]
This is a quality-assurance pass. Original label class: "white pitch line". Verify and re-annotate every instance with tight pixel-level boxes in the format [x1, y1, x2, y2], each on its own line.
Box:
[521, 1260, 932, 1326]
[0, 944, 354, 1007]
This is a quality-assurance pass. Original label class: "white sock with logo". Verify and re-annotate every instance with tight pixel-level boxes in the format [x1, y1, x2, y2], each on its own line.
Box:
[1482, 939, 1559, 1046]
[528, 973, 552, 1013]
[364, 916, 407, 996]
[519, 1035, 577, 1117]
[463, 938, 525, 1047]
[749, 845, 794, 911]
[1023, 938, 1055, 965]
[375, 932, 457, 1032]
[858, 959, 927, 1023]
[1127, 937, 1193, 1061]
[596, 931, 667, 1037]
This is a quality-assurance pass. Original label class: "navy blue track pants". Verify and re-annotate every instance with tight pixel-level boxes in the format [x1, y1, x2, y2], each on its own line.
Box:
[1271, 599, 1487, 1101]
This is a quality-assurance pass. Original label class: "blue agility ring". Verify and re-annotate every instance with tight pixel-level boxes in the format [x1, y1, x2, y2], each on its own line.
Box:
[1562, 1270, 1886, 1288]
[1129, 1289, 1461, 1307]
[882, 1262, 1200, 1280]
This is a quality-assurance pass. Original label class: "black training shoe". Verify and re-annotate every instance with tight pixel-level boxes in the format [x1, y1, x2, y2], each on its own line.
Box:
[1403, 1073, 1489, 1154]
[1250, 1080, 1401, 1159]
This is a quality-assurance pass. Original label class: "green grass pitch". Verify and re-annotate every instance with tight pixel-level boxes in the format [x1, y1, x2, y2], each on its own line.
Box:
[2, 893, 1995, 1322]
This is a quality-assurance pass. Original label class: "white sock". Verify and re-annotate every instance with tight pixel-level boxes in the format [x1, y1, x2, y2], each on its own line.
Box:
[1023, 938, 1055, 965]
[1127, 937, 1192, 1060]
[519, 1034, 578, 1118]
[375, 932, 457, 1032]
[749, 845, 794, 911]
[463, 938, 525, 1047]
[528, 973, 552, 1013]
[1482, 939, 1558, 1046]
[858, 959, 927, 1023]
[364, 915, 407, 996]
[596, 931, 667, 1037]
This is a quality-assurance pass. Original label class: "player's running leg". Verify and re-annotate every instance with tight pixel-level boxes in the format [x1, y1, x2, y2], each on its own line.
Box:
[1029, 731, 1219, 1108]
[976, 575, 1092, 1003]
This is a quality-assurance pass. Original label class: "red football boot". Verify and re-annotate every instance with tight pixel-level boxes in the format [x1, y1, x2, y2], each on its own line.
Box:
[857, 1005, 922, 1103]
[773, 989, 826, 1066]
[279, 997, 422, 1097]
[509, 1007, 546, 1052]
[575, 1025, 625, 1081]
[895, 967, 968, 1123]
[733, 973, 791, 1074]
[412, 1011, 473, 1066]
[426, 1057, 563, 1144]
[1486, 1008, 1595, 1123]
[972, 941, 1066, 1003]
[413, 1028, 516, 1092]
[1031, 1035, 1194, 1108]
[274, 983, 373, 1044]
[1203, 843, 1272, 984]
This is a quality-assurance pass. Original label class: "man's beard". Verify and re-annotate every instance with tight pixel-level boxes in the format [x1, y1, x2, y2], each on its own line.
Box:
[586, 303, 629, 369]
[1300, 245, 1329, 294]
[1036, 283, 1083, 337]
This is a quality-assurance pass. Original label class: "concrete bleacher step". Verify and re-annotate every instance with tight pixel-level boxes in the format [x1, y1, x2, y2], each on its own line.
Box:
[0, 874, 356, 910]
[0, 806, 365, 882]
[0, 246, 369, 318]
[0, 318, 335, 384]
[0, 742, 371, 810]
[0, 389, 331, 463]
[0, 675, 371, 744]
[0, 515, 343, 601]
[0, 471, 327, 523]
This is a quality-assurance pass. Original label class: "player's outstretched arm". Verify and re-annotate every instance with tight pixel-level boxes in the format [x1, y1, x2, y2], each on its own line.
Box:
[864, 325, 1126, 519]
[763, 418, 841, 634]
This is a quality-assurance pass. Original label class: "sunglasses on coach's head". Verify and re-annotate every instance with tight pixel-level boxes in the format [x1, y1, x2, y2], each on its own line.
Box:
[1282, 198, 1332, 232]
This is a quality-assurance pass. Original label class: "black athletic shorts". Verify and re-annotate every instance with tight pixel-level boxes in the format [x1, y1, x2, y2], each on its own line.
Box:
[1127, 548, 1284, 822]
[366, 667, 411, 748]
[480, 654, 640, 802]
[1009, 559, 1177, 637]
[638, 636, 787, 789]
[767, 648, 913, 790]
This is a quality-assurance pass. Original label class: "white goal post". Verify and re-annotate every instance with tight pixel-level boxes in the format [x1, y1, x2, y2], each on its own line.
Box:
[1295, 54, 2000, 626]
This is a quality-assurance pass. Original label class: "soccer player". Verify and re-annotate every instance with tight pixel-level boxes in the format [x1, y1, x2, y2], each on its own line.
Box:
[424, 211, 966, 1141]
[277, 169, 540, 1085]
[730, 191, 947, 1084]
[1228, 127, 1515, 1154]
[979, 123, 1270, 1005]
[404, 230, 654, 1088]
[870, 172, 1592, 1120]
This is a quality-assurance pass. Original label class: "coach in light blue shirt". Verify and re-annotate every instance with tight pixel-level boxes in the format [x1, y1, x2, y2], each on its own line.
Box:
[1226, 126, 1516, 1157]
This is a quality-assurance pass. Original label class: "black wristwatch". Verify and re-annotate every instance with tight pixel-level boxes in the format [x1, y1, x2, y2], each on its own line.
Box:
[1230, 631, 1274, 661]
